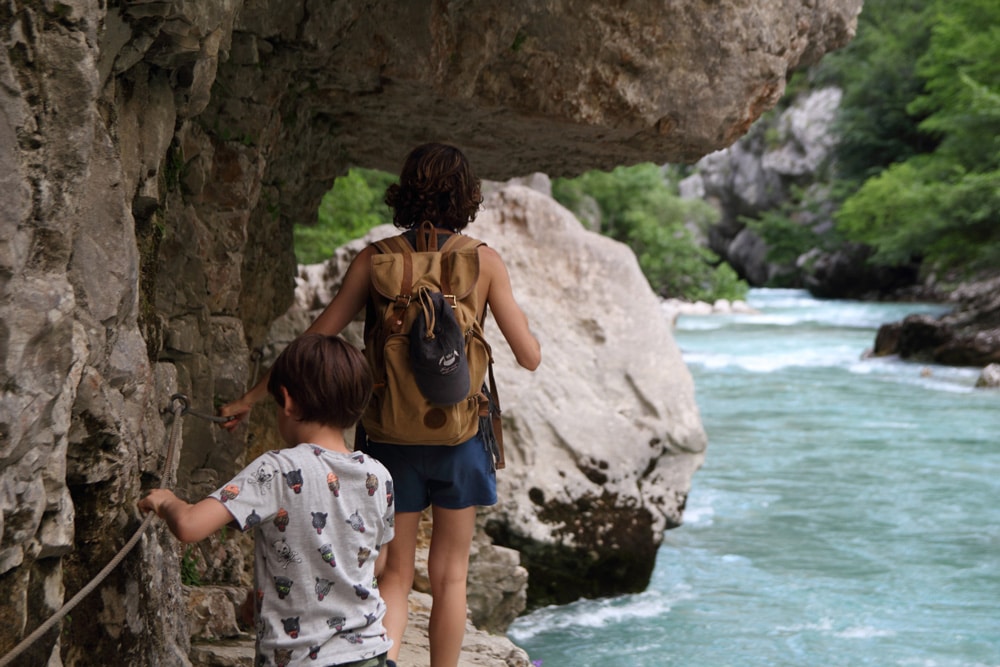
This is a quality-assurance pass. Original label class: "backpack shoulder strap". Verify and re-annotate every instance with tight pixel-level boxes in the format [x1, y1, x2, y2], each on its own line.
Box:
[440, 233, 485, 252]
[373, 234, 414, 255]
[370, 235, 414, 334]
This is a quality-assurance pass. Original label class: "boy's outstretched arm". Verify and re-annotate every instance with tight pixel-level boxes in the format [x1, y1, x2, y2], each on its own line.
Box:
[138, 489, 235, 543]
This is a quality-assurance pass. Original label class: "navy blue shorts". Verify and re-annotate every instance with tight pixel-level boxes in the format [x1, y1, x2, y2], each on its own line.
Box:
[362, 433, 497, 513]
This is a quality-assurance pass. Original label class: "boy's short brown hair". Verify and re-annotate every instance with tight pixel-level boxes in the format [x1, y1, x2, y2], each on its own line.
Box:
[267, 334, 373, 429]
[384, 142, 483, 232]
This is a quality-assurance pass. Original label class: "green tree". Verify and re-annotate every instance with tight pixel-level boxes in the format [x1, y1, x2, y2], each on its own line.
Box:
[835, 0, 1000, 275]
[553, 164, 746, 301]
[838, 161, 1000, 270]
[817, 0, 937, 183]
[293, 168, 396, 264]
[910, 0, 1000, 171]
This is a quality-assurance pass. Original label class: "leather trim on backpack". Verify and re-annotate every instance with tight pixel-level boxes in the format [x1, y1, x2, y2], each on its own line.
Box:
[369, 240, 480, 302]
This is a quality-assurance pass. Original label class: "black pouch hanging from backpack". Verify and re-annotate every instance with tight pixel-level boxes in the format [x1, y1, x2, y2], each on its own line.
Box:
[409, 287, 471, 406]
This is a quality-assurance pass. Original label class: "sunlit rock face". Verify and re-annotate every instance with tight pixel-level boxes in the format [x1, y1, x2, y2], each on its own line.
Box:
[682, 86, 925, 297]
[282, 185, 708, 608]
[683, 87, 845, 286]
[474, 186, 707, 608]
[1, 0, 860, 663]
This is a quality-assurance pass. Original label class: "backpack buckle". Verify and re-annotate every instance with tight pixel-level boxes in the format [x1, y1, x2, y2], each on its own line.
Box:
[443, 294, 457, 308]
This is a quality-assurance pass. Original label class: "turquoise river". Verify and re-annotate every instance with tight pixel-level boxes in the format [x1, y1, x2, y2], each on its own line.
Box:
[509, 288, 999, 667]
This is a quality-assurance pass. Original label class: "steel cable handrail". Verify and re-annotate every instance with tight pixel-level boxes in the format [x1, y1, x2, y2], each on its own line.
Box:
[0, 395, 195, 667]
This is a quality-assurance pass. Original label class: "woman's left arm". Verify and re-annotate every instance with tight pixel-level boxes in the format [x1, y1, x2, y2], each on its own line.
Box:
[304, 245, 377, 336]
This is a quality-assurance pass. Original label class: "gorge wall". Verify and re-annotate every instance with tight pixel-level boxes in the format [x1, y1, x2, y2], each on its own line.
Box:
[682, 86, 923, 297]
[0, 1, 861, 664]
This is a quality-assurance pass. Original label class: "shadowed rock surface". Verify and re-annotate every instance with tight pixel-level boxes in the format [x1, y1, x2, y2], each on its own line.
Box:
[873, 276, 1000, 367]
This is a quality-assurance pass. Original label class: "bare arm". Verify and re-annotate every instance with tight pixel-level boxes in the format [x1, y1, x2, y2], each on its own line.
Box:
[219, 246, 377, 428]
[302, 245, 376, 337]
[480, 246, 541, 371]
[374, 543, 389, 578]
[138, 489, 236, 543]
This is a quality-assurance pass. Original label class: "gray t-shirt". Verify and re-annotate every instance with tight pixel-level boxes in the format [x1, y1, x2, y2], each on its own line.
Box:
[210, 443, 395, 667]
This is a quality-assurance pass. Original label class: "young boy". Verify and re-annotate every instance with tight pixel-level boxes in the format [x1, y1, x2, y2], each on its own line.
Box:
[140, 334, 395, 667]
[222, 143, 541, 667]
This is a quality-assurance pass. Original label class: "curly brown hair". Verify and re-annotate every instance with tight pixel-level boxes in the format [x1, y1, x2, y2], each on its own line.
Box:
[384, 143, 483, 231]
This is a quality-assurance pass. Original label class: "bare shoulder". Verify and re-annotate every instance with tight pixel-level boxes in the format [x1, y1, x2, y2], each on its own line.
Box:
[476, 244, 505, 272]
[348, 244, 378, 276]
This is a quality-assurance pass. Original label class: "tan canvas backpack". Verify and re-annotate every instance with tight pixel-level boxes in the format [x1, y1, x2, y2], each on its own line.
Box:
[360, 222, 496, 452]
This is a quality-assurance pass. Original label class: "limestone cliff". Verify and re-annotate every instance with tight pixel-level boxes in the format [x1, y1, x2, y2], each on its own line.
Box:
[0, 1, 861, 664]
[682, 87, 922, 298]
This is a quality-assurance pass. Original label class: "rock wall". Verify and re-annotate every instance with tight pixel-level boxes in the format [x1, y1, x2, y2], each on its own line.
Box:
[0, 1, 861, 663]
[681, 85, 923, 298]
[681, 87, 844, 286]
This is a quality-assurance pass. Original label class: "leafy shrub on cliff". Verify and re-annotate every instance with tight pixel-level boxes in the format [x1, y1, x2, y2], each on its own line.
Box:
[743, 183, 851, 286]
[837, 160, 1000, 272]
[553, 164, 747, 302]
[293, 168, 395, 264]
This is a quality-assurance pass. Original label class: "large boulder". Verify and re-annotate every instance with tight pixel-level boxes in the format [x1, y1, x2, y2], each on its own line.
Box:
[873, 275, 1000, 367]
[476, 187, 708, 607]
[283, 184, 707, 608]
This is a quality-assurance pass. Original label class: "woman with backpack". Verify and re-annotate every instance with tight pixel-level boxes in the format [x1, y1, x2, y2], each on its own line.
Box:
[222, 142, 541, 667]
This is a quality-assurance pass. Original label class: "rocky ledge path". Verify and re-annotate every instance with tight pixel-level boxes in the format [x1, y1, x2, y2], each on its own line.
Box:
[189, 591, 532, 667]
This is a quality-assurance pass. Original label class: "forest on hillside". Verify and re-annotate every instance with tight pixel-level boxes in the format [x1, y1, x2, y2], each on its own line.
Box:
[294, 0, 999, 303]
